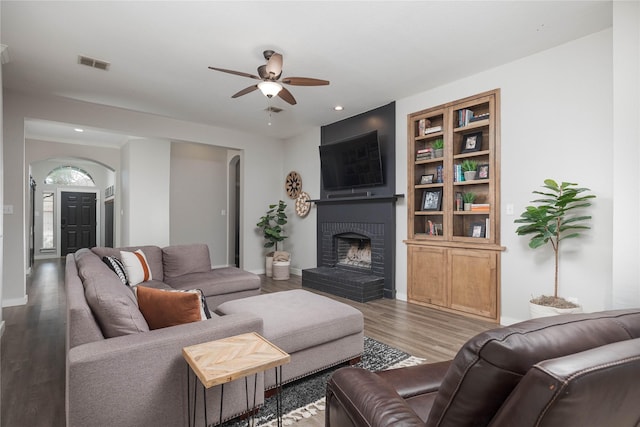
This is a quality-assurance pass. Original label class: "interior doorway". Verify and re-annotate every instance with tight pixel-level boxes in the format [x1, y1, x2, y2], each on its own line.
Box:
[60, 191, 97, 255]
[228, 155, 241, 267]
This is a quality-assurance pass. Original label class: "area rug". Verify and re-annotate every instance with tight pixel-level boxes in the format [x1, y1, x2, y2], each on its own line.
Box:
[222, 337, 426, 427]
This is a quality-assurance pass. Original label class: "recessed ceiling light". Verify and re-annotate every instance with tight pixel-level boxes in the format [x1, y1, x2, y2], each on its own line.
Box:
[334, 105, 344, 111]
[74, 128, 84, 133]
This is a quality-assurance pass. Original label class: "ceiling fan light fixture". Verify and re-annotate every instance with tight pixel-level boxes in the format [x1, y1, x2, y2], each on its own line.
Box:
[258, 81, 282, 98]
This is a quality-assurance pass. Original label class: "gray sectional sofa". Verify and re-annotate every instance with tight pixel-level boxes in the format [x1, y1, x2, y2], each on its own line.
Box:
[66, 244, 263, 427]
[66, 243, 364, 427]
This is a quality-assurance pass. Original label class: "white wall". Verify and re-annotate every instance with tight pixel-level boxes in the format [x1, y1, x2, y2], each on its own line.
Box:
[612, 1, 640, 308]
[282, 128, 321, 275]
[0, 35, 5, 332]
[122, 138, 171, 247]
[395, 29, 615, 324]
[2, 90, 284, 304]
[170, 141, 229, 267]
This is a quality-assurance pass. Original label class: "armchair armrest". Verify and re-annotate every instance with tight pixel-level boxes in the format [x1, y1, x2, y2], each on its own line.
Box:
[67, 313, 263, 427]
[326, 367, 425, 427]
[375, 360, 451, 399]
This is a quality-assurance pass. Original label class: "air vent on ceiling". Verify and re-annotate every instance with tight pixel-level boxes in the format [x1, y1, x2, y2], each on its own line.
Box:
[264, 106, 283, 113]
[78, 55, 110, 71]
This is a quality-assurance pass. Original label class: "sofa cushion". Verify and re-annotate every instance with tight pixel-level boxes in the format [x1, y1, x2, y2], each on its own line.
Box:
[135, 286, 210, 329]
[120, 249, 153, 286]
[83, 272, 149, 338]
[92, 246, 164, 281]
[162, 243, 212, 278]
[102, 256, 128, 286]
[165, 267, 260, 297]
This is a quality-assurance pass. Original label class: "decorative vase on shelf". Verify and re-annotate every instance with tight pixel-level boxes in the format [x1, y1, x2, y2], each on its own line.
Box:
[464, 171, 477, 181]
[464, 203, 472, 211]
[434, 148, 444, 158]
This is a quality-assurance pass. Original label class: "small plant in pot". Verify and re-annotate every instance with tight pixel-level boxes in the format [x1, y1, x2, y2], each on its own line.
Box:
[432, 139, 444, 158]
[461, 159, 478, 181]
[256, 200, 288, 278]
[462, 192, 476, 211]
[514, 179, 595, 317]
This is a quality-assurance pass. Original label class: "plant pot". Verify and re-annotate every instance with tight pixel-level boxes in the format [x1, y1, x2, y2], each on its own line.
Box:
[272, 260, 290, 281]
[463, 171, 477, 181]
[265, 253, 274, 277]
[529, 301, 583, 318]
[434, 148, 444, 158]
[464, 203, 472, 211]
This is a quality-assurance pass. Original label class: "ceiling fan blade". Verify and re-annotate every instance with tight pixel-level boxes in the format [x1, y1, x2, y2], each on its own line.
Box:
[278, 87, 297, 105]
[281, 77, 330, 86]
[231, 85, 259, 98]
[208, 66, 261, 80]
[266, 53, 283, 78]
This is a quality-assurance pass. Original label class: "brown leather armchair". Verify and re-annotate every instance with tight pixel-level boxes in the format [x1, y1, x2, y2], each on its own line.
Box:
[326, 309, 640, 427]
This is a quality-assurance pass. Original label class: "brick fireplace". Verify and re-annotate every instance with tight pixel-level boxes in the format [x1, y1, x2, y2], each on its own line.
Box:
[302, 196, 399, 302]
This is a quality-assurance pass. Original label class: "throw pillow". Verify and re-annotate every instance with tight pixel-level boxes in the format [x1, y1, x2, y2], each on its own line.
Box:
[135, 286, 210, 330]
[120, 249, 152, 286]
[102, 256, 129, 286]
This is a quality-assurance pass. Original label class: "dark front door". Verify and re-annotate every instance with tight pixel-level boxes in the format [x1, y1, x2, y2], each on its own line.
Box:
[104, 199, 114, 248]
[61, 191, 97, 255]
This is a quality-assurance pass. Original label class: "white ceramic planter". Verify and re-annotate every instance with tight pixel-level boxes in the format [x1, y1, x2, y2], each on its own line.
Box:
[464, 171, 477, 181]
[529, 302, 583, 318]
[265, 254, 274, 277]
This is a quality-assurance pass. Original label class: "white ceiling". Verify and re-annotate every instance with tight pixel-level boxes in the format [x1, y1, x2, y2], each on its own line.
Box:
[2, 1, 612, 144]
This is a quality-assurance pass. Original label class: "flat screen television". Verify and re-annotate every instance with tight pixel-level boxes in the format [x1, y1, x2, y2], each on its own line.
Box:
[319, 130, 384, 191]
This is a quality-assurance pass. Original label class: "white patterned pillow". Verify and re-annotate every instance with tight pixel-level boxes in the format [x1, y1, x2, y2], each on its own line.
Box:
[102, 256, 128, 286]
[120, 249, 153, 286]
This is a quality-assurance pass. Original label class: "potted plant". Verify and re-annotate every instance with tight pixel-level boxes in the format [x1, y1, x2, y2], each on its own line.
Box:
[461, 159, 478, 181]
[256, 200, 288, 278]
[462, 192, 476, 211]
[514, 179, 595, 317]
[432, 139, 444, 158]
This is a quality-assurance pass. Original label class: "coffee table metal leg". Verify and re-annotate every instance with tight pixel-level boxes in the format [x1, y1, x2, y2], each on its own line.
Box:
[276, 366, 283, 427]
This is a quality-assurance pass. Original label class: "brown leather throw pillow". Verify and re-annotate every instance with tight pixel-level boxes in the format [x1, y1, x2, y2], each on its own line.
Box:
[135, 286, 204, 330]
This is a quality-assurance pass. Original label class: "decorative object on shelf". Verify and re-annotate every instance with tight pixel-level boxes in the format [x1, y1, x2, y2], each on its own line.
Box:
[436, 165, 443, 183]
[421, 189, 443, 211]
[420, 174, 434, 185]
[461, 159, 478, 181]
[469, 222, 486, 238]
[455, 192, 463, 211]
[295, 191, 311, 217]
[514, 179, 595, 318]
[426, 220, 443, 236]
[285, 171, 302, 199]
[461, 132, 483, 153]
[432, 139, 444, 158]
[477, 164, 490, 179]
[256, 200, 288, 277]
[418, 118, 430, 136]
[416, 147, 432, 160]
[462, 192, 476, 211]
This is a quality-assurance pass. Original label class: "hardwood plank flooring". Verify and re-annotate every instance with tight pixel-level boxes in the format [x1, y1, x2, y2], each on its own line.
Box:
[1, 259, 496, 427]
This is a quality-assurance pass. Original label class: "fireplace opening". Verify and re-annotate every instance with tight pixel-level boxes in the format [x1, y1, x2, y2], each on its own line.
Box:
[335, 233, 372, 270]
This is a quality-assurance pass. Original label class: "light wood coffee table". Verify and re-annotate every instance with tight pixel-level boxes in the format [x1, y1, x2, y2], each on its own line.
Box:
[183, 332, 290, 427]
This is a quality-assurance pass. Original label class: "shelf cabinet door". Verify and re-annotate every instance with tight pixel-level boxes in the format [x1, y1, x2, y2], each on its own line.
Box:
[449, 249, 497, 319]
[407, 245, 448, 307]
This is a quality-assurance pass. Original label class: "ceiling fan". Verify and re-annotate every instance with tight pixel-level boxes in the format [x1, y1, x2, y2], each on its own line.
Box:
[208, 50, 329, 105]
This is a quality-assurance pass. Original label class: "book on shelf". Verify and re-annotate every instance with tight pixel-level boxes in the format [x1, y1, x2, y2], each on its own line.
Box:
[454, 164, 463, 182]
[470, 203, 490, 212]
[423, 125, 442, 135]
[469, 113, 490, 123]
[458, 109, 474, 127]
[485, 217, 491, 239]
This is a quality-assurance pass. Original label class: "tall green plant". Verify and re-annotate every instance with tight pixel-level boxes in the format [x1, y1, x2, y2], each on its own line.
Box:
[514, 179, 595, 301]
[256, 200, 288, 252]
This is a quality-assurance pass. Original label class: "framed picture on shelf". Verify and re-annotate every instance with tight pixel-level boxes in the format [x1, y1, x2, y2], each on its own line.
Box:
[461, 132, 483, 153]
[469, 222, 486, 238]
[477, 164, 489, 179]
[420, 174, 434, 184]
[422, 188, 443, 211]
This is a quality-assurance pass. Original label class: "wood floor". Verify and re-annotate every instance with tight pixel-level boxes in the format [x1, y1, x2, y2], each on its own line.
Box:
[1, 259, 496, 427]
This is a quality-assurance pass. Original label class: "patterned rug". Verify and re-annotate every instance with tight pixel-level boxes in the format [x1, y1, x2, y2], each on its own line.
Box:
[222, 337, 425, 427]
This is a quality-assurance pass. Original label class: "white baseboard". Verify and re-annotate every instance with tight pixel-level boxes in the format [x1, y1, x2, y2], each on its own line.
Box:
[499, 315, 526, 326]
[290, 268, 302, 276]
[395, 292, 408, 302]
[2, 295, 28, 308]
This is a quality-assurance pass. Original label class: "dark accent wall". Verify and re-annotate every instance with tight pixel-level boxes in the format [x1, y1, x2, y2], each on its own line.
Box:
[320, 102, 396, 198]
[315, 102, 397, 298]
